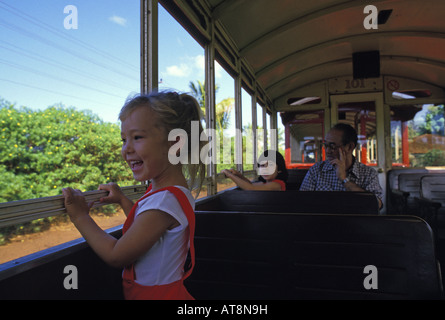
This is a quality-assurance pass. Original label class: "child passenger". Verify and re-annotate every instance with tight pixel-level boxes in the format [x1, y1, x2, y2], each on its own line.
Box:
[62, 91, 206, 300]
[222, 150, 288, 191]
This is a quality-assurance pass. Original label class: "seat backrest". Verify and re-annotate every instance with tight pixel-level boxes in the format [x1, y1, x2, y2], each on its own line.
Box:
[285, 168, 309, 190]
[195, 190, 379, 214]
[398, 173, 428, 196]
[388, 168, 429, 190]
[186, 212, 443, 300]
[421, 174, 445, 206]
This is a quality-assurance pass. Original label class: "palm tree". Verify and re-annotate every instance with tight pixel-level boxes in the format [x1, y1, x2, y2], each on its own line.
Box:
[188, 80, 234, 132]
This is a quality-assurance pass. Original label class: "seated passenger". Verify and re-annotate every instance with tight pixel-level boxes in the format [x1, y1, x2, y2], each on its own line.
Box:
[299, 123, 383, 208]
[222, 150, 288, 191]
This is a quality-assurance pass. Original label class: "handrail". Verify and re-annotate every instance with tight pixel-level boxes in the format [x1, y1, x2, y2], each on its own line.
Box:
[0, 185, 148, 229]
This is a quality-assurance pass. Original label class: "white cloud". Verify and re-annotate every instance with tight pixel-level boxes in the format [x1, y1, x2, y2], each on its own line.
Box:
[166, 63, 192, 77]
[164, 55, 206, 78]
[191, 54, 222, 78]
[194, 55, 205, 71]
[215, 61, 223, 79]
[163, 54, 226, 84]
[109, 15, 127, 27]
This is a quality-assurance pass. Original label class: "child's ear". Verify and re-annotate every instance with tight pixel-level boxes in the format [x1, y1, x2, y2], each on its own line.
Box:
[168, 134, 187, 157]
[168, 135, 181, 147]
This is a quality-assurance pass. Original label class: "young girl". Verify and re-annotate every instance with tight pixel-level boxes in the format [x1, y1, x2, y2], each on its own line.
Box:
[222, 150, 288, 191]
[62, 91, 205, 300]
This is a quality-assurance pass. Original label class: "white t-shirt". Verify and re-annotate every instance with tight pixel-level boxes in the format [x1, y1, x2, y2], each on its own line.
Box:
[132, 186, 195, 286]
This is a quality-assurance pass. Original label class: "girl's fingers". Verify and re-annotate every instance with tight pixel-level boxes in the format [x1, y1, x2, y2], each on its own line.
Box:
[88, 201, 96, 210]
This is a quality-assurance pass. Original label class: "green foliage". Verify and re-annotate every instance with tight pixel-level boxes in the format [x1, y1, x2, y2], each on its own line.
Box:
[0, 99, 137, 244]
[418, 105, 445, 135]
[0, 99, 135, 202]
[420, 149, 445, 166]
[188, 80, 234, 131]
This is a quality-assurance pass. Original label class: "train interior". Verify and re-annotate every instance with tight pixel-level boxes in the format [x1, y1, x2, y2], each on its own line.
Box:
[1, 0, 445, 300]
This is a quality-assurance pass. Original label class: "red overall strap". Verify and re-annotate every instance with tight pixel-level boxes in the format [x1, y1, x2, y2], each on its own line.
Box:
[122, 185, 195, 280]
[161, 186, 195, 279]
[122, 185, 152, 235]
[272, 179, 286, 191]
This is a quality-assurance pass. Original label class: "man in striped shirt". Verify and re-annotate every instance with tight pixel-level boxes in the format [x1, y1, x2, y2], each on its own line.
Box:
[300, 123, 383, 209]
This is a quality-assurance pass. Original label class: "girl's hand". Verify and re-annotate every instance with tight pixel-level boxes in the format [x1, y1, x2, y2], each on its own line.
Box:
[98, 182, 135, 217]
[222, 168, 241, 178]
[62, 188, 93, 223]
[97, 182, 125, 205]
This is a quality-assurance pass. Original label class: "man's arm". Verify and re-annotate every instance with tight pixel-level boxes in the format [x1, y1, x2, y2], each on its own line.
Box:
[330, 149, 383, 209]
[299, 165, 318, 191]
[342, 179, 383, 209]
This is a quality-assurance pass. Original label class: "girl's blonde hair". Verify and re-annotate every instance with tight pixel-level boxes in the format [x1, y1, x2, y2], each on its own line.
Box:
[119, 91, 206, 197]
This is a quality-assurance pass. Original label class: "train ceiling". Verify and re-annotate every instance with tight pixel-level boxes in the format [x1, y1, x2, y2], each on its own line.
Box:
[161, 0, 445, 110]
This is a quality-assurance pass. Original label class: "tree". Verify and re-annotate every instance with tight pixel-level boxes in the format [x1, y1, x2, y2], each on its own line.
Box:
[188, 80, 206, 116]
[188, 80, 234, 132]
[0, 99, 136, 203]
[418, 105, 445, 136]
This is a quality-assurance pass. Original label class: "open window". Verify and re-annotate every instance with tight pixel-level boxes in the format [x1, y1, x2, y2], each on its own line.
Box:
[282, 110, 325, 169]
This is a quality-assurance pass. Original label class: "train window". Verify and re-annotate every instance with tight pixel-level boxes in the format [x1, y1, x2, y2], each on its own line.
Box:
[277, 114, 285, 158]
[284, 110, 325, 169]
[158, 5, 214, 198]
[215, 61, 236, 192]
[158, 3, 208, 197]
[266, 113, 271, 151]
[159, 4, 204, 112]
[390, 104, 445, 167]
[257, 104, 265, 157]
[337, 102, 377, 166]
[0, 0, 140, 264]
[242, 88, 254, 171]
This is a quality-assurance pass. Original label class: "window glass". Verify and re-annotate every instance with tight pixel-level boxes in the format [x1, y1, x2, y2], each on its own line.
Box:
[285, 111, 325, 168]
[0, 0, 140, 264]
[337, 102, 377, 166]
[158, 4, 206, 197]
[266, 113, 271, 151]
[242, 89, 254, 171]
[277, 113, 285, 160]
[257, 104, 264, 157]
[390, 104, 445, 167]
[215, 61, 235, 192]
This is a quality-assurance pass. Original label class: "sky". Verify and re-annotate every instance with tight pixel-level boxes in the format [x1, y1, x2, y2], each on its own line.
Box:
[0, 0, 242, 125]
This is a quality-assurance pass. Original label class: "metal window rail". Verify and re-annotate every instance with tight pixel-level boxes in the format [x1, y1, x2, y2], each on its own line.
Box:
[0, 185, 148, 229]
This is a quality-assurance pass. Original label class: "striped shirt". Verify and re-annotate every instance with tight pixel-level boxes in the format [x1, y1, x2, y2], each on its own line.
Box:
[299, 158, 383, 202]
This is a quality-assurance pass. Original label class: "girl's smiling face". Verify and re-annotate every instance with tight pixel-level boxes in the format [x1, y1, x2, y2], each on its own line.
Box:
[120, 106, 172, 182]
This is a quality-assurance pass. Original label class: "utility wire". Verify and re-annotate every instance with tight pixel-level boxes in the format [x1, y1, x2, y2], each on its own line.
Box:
[0, 78, 115, 107]
[0, 39, 135, 91]
[0, 0, 139, 71]
[0, 19, 139, 82]
[0, 58, 127, 99]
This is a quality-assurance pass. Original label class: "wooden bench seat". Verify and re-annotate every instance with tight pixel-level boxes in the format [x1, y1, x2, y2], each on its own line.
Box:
[387, 168, 445, 214]
[185, 212, 443, 299]
[418, 174, 445, 239]
[196, 190, 380, 214]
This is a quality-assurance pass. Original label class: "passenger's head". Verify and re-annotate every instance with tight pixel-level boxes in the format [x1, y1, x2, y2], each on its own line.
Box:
[119, 91, 206, 193]
[324, 123, 357, 161]
[257, 150, 288, 183]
